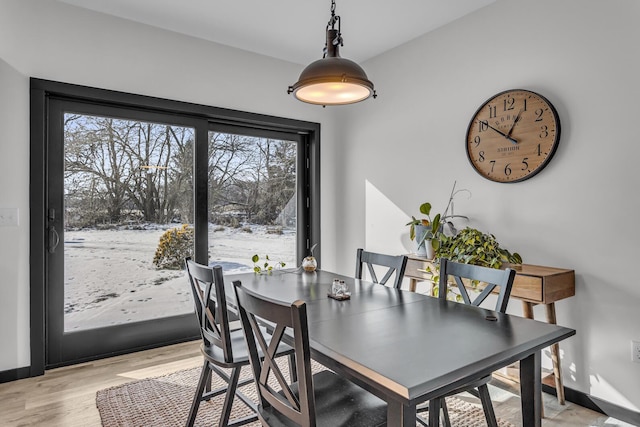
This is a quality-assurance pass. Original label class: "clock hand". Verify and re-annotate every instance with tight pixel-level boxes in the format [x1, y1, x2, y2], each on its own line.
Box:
[481, 120, 518, 144]
[506, 109, 523, 138]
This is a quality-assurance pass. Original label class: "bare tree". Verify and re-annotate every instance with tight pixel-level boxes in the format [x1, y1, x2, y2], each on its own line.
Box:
[63, 116, 296, 229]
[64, 114, 194, 227]
[65, 115, 137, 225]
[206, 133, 297, 226]
[207, 132, 258, 224]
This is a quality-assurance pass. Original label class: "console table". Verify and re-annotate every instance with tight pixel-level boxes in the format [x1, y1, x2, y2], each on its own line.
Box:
[405, 255, 575, 405]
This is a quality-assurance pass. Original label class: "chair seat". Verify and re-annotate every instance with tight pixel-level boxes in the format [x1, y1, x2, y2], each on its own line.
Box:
[258, 370, 387, 427]
[201, 327, 293, 368]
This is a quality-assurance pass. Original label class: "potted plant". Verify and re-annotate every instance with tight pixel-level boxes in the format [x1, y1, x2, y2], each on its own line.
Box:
[435, 227, 522, 268]
[406, 202, 441, 258]
[301, 243, 318, 272]
[429, 227, 523, 293]
[406, 182, 470, 259]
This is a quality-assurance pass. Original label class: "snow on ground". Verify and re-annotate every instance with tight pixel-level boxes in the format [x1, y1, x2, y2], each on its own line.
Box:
[64, 224, 296, 331]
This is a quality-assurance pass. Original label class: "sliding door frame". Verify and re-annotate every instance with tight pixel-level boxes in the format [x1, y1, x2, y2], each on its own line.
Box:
[30, 78, 320, 375]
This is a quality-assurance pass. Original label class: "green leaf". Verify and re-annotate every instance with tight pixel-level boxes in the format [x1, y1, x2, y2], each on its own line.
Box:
[431, 213, 441, 234]
[406, 216, 420, 226]
[252, 254, 259, 263]
[419, 202, 432, 216]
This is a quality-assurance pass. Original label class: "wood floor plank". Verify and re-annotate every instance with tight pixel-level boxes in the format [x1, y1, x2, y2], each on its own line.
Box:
[0, 341, 201, 427]
[0, 340, 627, 427]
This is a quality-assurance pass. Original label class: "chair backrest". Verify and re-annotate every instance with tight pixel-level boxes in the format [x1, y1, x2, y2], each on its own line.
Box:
[233, 281, 316, 427]
[355, 248, 408, 288]
[185, 257, 234, 362]
[437, 257, 516, 313]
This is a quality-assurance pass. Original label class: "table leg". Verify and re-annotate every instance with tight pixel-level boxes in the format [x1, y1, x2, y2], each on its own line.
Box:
[522, 300, 534, 319]
[520, 351, 542, 427]
[545, 302, 566, 405]
[429, 398, 441, 427]
[387, 400, 416, 427]
[521, 301, 545, 417]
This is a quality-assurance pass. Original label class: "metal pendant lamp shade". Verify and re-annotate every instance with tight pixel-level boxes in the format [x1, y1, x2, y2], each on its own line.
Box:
[288, 1, 376, 106]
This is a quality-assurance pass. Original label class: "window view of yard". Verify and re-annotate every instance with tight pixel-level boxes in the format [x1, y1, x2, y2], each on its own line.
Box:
[63, 114, 297, 331]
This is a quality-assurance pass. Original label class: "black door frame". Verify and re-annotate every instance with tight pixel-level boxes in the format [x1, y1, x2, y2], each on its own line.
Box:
[30, 78, 321, 375]
[45, 98, 207, 367]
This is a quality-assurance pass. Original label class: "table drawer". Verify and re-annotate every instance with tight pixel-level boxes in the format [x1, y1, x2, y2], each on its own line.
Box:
[511, 275, 543, 302]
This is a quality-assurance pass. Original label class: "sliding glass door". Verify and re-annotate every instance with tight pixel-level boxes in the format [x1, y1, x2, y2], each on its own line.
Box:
[46, 99, 202, 366]
[31, 78, 320, 370]
[206, 126, 302, 272]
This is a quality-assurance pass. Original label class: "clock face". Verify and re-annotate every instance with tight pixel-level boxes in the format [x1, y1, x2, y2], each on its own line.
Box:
[466, 89, 561, 183]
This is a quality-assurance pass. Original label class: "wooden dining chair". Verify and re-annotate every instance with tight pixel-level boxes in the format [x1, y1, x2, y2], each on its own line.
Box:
[233, 280, 388, 427]
[355, 248, 408, 289]
[185, 258, 296, 427]
[418, 257, 517, 427]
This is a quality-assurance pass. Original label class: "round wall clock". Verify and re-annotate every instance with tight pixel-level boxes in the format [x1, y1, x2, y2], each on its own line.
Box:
[466, 89, 561, 183]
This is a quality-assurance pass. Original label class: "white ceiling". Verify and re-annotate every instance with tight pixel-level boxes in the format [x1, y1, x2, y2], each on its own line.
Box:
[56, 0, 495, 65]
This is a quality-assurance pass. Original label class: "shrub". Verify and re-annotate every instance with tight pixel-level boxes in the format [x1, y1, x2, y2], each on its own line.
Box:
[153, 224, 194, 270]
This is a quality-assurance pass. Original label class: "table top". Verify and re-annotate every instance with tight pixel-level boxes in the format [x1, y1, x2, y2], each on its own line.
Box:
[227, 269, 576, 406]
[406, 255, 574, 277]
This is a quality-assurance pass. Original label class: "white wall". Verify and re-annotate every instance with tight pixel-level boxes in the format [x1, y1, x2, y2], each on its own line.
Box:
[0, 58, 30, 372]
[335, 0, 640, 412]
[0, 0, 343, 371]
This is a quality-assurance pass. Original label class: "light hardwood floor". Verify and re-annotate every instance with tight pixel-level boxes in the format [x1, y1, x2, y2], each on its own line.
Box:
[0, 340, 632, 427]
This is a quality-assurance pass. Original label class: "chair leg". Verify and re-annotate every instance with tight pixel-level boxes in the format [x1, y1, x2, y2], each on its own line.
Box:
[416, 399, 450, 427]
[428, 398, 442, 427]
[477, 384, 499, 427]
[218, 367, 242, 427]
[186, 361, 211, 427]
[441, 398, 451, 427]
[288, 353, 297, 382]
[205, 366, 212, 393]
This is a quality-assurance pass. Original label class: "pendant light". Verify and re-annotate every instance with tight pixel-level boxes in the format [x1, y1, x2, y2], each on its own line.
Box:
[287, 0, 377, 106]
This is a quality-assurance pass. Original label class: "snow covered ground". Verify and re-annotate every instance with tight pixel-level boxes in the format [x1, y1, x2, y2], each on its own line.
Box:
[63, 224, 296, 331]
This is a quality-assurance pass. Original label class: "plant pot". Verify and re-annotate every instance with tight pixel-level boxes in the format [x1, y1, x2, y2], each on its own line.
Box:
[302, 256, 317, 272]
[414, 224, 433, 258]
[424, 239, 435, 260]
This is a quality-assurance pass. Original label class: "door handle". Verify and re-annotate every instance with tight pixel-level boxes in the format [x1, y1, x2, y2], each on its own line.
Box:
[47, 208, 59, 253]
[48, 226, 60, 254]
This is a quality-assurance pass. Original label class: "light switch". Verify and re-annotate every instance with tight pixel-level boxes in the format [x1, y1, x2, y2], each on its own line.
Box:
[0, 208, 19, 226]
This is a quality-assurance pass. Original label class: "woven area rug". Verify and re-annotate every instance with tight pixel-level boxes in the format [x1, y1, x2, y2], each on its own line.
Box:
[96, 363, 516, 427]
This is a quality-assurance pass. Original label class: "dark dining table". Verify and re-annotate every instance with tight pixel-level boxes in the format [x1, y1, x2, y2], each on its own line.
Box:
[225, 269, 575, 427]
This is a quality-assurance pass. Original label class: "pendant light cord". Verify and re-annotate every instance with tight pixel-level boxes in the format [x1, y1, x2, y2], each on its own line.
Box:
[323, 0, 343, 58]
